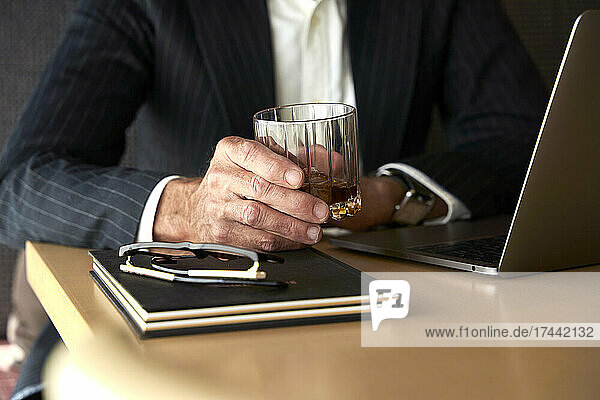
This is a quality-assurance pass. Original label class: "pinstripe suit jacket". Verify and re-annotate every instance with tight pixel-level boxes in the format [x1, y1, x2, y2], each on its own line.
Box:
[0, 0, 547, 249]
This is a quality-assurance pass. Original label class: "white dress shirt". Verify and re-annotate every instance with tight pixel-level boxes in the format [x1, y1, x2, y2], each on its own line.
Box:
[136, 0, 469, 242]
[268, 0, 356, 107]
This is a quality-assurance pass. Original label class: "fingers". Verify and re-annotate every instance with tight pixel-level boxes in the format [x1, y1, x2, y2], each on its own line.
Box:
[196, 136, 332, 252]
[206, 166, 329, 224]
[209, 219, 306, 252]
[224, 199, 323, 245]
[294, 144, 345, 179]
[216, 136, 305, 189]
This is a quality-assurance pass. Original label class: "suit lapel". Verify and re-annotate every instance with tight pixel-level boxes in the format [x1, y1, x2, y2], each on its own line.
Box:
[186, 0, 275, 138]
[186, 0, 423, 168]
[348, 0, 423, 171]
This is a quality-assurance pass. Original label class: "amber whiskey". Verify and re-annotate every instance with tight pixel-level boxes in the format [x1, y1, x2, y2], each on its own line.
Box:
[301, 171, 361, 220]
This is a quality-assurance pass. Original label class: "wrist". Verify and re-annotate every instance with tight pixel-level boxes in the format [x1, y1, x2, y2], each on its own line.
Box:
[378, 170, 448, 225]
[426, 194, 449, 220]
[328, 177, 404, 230]
[153, 177, 201, 242]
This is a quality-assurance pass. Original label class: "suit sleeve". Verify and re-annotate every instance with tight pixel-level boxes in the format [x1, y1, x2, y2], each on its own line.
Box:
[0, 0, 169, 249]
[402, 0, 548, 218]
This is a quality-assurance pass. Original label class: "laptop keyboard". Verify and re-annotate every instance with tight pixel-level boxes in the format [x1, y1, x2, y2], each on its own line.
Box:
[409, 235, 507, 265]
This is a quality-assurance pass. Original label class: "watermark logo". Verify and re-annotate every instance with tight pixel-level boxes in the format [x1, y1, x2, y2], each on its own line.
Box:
[369, 280, 411, 331]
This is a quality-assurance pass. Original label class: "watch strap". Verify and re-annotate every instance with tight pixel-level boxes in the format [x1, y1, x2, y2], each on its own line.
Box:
[378, 169, 435, 225]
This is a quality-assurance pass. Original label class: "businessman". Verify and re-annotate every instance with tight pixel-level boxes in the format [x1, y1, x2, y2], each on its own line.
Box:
[2, 0, 547, 398]
[0, 0, 546, 253]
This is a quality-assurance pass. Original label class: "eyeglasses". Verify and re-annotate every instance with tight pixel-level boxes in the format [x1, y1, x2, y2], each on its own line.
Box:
[118, 242, 287, 287]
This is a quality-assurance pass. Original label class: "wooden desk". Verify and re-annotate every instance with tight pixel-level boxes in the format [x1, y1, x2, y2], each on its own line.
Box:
[26, 241, 600, 399]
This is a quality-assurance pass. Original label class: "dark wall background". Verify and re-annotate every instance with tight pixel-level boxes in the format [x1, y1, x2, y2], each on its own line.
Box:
[0, 0, 137, 338]
[1, 0, 600, 338]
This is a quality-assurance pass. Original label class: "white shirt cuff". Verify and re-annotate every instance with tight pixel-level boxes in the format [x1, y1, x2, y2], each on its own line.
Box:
[376, 163, 471, 226]
[136, 175, 181, 242]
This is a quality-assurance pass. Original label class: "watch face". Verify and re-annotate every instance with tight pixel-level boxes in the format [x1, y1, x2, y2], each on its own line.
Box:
[408, 190, 434, 204]
[378, 168, 436, 225]
[392, 192, 433, 225]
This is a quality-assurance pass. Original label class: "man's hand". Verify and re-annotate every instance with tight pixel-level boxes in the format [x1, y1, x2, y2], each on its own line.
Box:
[331, 177, 449, 231]
[152, 136, 330, 251]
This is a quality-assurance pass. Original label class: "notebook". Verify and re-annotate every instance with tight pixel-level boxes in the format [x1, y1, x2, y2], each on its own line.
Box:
[89, 248, 369, 338]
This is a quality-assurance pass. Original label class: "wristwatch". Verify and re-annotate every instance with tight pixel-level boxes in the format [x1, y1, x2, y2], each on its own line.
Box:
[377, 168, 435, 225]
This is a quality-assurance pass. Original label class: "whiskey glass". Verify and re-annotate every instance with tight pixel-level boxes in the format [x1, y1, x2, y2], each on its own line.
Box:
[254, 103, 361, 220]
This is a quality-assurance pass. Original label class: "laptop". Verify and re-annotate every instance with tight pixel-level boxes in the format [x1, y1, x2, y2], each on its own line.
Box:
[330, 11, 600, 276]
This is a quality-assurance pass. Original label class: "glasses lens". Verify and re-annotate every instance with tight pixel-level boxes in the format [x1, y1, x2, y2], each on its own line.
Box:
[141, 248, 247, 261]
[138, 250, 251, 270]
[143, 248, 198, 258]
[130, 253, 154, 268]
[204, 250, 245, 261]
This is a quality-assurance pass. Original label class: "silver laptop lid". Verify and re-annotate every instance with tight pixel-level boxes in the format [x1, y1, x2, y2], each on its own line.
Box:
[499, 11, 600, 273]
